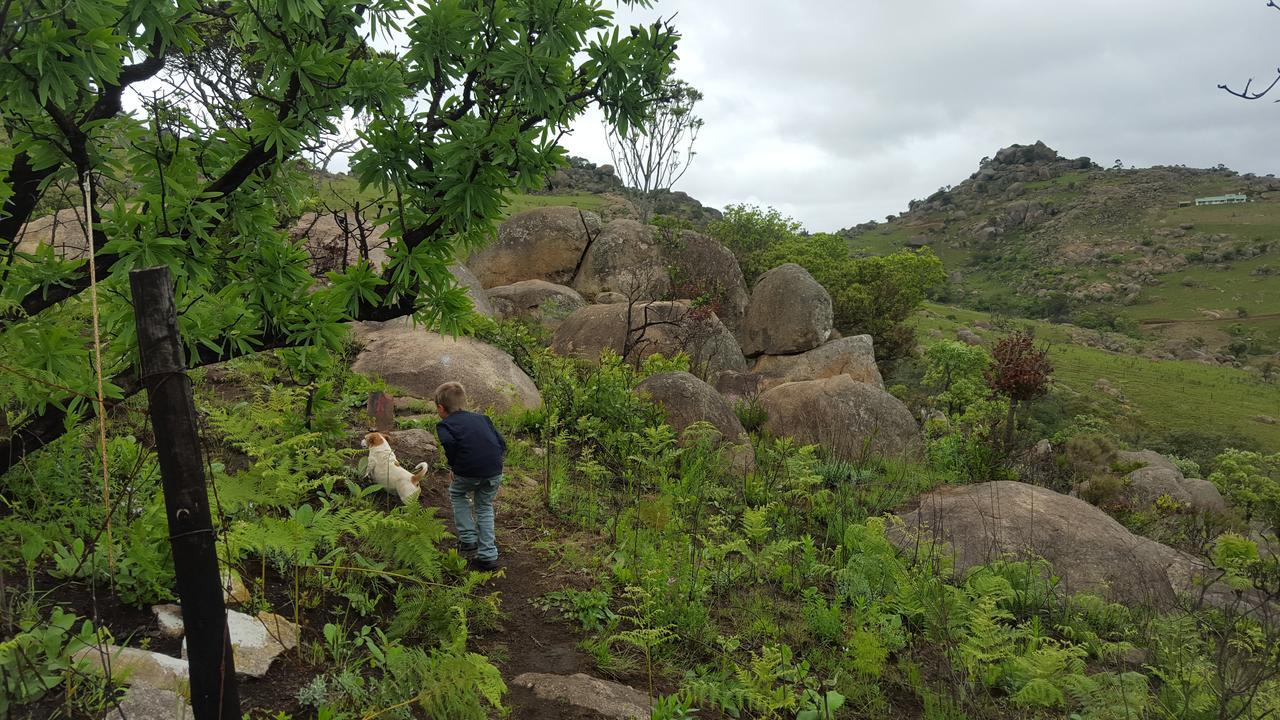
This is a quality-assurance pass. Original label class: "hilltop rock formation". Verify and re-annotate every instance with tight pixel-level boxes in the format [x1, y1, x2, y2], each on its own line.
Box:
[550, 302, 745, 377]
[572, 219, 668, 298]
[469, 206, 601, 287]
[741, 264, 833, 357]
[759, 375, 921, 460]
[895, 481, 1223, 609]
[351, 319, 542, 412]
[487, 280, 586, 331]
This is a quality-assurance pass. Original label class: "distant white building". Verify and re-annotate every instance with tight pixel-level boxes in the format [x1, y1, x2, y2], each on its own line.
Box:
[1194, 194, 1247, 206]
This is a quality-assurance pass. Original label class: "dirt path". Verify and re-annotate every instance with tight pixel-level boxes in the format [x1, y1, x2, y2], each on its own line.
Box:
[419, 472, 608, 720]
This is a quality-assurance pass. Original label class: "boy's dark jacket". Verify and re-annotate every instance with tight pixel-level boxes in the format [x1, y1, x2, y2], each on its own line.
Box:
[436, 410, 506, 478]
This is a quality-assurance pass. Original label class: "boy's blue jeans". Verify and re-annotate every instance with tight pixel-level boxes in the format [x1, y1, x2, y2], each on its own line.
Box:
[449, 473, 502, 561]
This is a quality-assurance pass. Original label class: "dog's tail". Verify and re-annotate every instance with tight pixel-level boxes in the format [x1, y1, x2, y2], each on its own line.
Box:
[410, 462, 429, 485]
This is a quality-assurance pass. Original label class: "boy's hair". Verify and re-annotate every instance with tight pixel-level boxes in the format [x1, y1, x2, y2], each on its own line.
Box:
[435, 381, 467, 413]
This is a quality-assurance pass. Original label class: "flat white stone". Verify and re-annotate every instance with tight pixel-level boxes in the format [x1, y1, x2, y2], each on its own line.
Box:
[73, 645, 190, 692]
[513, 672, 650, 719]
[151, 604, 185, 638]
[107, 686, 192, 720]
[180, 610, 298, 678]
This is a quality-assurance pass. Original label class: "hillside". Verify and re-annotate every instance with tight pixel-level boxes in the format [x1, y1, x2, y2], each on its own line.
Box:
[842, 142, 1280, 365]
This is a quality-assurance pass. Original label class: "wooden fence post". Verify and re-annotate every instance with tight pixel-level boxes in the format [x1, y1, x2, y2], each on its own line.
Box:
[130, 267, 240, 720]
[367, 391, 395, 432]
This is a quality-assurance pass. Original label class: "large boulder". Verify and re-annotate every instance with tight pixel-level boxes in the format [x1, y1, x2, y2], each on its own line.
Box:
[182, 610, 298, 678]
[352, 319, 542, 412]
[741, 264, 833, 357]
[469, 207, 602, 287]
[1124, 466, 1227, 516]
[571, 219, 667, 298]
[663, 230, 750, 336]
[758, 375, 921, 460]
[450, 263, 497, 319]
[513, 673, 650, 720]
[636, 371, 746, 443]
[752, 335, 883, 391]
[551, 302, 746, 377]
[487, 280, 586, 332]
[16, 208, 90, 258]
[1117, 449, 1179, 473]
[895, 481, 1220, 609]
[290, 211, 391, 269]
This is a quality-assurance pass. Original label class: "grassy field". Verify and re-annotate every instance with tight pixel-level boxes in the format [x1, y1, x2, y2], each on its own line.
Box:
[310, 173, 610, 219]
[914, 303, 1280, 450]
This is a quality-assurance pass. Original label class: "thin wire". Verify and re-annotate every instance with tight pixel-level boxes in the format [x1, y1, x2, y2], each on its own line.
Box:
[83, 172, 114, 576]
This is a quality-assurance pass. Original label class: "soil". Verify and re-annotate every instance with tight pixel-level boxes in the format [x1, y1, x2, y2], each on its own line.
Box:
[418, 471, 620, 719]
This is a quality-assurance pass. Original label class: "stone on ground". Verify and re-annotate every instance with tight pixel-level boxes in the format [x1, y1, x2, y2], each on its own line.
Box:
[1124, 466, 1226, 515]
[636, 371, 746, 443]
[752, 335, 883, 391]
[386, 428, 440, 464]
[180, 610, 299, 678]
[487, 280, 586, 331]
[895, 481, 1222, 608]
[73, 646, 190, 691]
[469, 207, 601, 287]
[107, 687, 192, 720]
[16, 208, 90, 258]
[741, 263, 833, 356]
[151, 604, 185, 639]
[352, 319, 542, 412]
[513, 672, 650, 720]
[222, 569, 250, 605]
[759, 375, 922, 460]
[550, 302, 746, 377]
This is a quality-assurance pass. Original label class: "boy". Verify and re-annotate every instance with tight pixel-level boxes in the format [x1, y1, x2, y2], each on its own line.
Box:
[434, 381, 506, 571]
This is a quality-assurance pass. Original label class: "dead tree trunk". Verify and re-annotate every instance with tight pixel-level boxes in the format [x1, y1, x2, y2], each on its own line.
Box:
[130, 266, 240, 720]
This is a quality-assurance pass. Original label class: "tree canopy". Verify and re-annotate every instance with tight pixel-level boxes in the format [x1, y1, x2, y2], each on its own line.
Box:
[0, 0, 681, 473]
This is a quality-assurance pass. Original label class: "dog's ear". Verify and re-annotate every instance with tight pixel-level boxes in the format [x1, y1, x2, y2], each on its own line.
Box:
[364, 432, 386, 447]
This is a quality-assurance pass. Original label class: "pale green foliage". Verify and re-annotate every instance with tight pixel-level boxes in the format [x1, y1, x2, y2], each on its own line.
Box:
[0, 608, 108, 716]
[1210, 449, 1280, 537]
[923, 340, 993, 415]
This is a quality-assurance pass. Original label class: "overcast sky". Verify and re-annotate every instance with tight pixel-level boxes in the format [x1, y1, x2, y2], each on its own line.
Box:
[558, 0, 1280, 231]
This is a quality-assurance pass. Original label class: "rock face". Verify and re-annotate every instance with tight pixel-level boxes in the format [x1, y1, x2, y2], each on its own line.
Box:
[572, 219, 667, 298]
[290, 212, 392, 269]
[513, 673, 650, 720]
[752, 335, 883, 391]
[550, 302, 746, 377]
[636, 371, 746, 443]
[469, 207, 601, 287]
[758, 375, 921, 460]
[1117, 449, 1179, 473]
[107, 687, 192, 720]
[181, 610, 299, 678]
[741, 264, 833, 357]
[895, 481, 1220, 609]
[487, 280, 586, 331]
[449, 263, 497, 319]
[352, 319, 542, 412]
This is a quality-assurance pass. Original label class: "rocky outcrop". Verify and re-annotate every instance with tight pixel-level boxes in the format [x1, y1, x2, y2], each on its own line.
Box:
[663, 230, 749, 335]
[1124, 466, 1226, 516]
[636, 371, 746, 443]
[513, 673, 651, 720]
[550, 302, 746, 377]
[895, 481, 1221, 609]
[352, 319, 542, 412]
[487, 280, 586, 331]
[758, 375, 921, 460]
[741, 264, 833, 357]
[468, 207, 601, 287]
[752, 335, 883, 391]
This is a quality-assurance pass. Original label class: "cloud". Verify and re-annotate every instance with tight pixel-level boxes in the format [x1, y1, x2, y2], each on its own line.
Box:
[561, 0, 1280, 230]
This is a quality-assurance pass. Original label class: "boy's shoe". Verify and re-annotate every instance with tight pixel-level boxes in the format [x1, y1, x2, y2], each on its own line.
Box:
[468, 556, 500, 572]
[457, 542, 477, 553]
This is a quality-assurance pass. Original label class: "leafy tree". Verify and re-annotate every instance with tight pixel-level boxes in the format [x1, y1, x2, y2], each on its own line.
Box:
[1210, 450, 1280, 539]
[707, 203, 803, 282]
[985, 331, 1053, 450]
[605, 78, 703, 221]
[923, 341, 992, 416]
[0, 0, 680, 474]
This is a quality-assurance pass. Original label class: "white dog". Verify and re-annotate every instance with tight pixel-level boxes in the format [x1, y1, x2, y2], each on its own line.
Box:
[361, 432, 427, 504]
